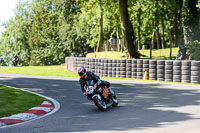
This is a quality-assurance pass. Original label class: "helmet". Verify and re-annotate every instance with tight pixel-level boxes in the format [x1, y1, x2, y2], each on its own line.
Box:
[78, 67, 86, 78]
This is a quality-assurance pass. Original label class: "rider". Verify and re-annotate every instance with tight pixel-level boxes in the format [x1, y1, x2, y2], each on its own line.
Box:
[78, 67, 111, 96]
[12, 55, 19, 66]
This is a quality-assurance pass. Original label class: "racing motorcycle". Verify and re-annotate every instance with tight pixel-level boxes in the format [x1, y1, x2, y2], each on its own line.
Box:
[85, 80, 118, 111]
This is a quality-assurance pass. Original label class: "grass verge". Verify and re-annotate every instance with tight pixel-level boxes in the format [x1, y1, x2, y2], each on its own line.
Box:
[86, 47, 179, 59]
[0, 65, 79, 77]
[0, 85, 45, 118]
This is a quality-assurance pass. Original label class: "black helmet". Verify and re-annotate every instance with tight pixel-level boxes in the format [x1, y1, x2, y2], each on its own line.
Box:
[78, 67, 86, 77]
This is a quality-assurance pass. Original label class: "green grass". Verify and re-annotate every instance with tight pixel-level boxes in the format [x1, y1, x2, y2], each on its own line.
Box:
[0, 65, 79, 77]
[86, 47, 179, 59]
[87, 51, 126, 59]
[0, 85, 45, 118]
[139, 47, 179, 59]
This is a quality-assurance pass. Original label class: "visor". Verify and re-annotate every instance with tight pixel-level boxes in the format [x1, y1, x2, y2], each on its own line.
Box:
[81, 75, 85, 78]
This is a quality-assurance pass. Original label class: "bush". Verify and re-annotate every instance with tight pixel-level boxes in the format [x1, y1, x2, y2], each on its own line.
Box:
[187, 40, 200, 60]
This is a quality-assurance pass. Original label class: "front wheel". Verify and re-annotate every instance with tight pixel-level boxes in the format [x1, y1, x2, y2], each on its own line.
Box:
[109, 88, 118, 107]
[112, 95, 119, 107]
[93, 95, 107, 111]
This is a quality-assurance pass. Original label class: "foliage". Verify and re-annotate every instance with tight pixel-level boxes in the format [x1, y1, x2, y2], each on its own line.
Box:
[0, 0, 200, 65]
[187, 40, 200, 60]
[0, 1, 31, 66]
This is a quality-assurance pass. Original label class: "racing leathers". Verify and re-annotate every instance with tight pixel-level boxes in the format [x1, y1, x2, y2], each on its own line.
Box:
[79, 71, 110, 94]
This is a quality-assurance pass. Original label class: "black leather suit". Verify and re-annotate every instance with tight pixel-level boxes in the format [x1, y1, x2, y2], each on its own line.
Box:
[79, 71, 110, 93]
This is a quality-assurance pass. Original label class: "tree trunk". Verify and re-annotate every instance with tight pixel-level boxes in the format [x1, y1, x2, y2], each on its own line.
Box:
[173, 0, 178, 47]
[96, 0, 104, 52]
[151, 32, 155, 59]
[119, 0, 139, 58]
[155, 0, 160, 49]
[161, 0, 165, 49]
[117, 31, 120, 52]
[156, 26, 161, 49]
[170, 28, 174, 59]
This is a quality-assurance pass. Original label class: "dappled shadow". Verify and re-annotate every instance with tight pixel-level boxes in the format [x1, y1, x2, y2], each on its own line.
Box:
[1, 74, 200, 132]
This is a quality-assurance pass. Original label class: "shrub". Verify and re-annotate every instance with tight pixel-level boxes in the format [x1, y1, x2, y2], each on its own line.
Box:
[187, 40, 200, 60]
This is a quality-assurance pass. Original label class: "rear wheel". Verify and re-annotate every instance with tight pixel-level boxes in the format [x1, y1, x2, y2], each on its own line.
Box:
[93, 95, 107, 111]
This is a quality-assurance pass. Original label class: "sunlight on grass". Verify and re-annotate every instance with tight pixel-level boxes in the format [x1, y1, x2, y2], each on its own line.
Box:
[86, 48, 179, 59]
[139, 47, 179, 59]
[0, 85, 45, 118]
[0, 65, 79, 77]
[87, 51, 126, 59]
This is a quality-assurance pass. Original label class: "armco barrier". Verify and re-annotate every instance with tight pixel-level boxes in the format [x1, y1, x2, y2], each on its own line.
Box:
[65, 57, 200, 84]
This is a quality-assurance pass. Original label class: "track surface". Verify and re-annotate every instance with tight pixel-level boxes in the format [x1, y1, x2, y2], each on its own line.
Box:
[1, 73, 200, 133]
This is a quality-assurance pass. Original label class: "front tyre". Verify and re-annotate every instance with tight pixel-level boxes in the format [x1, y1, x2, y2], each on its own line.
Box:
[112, 95, 119, 107]
[93, 95, 107, 111]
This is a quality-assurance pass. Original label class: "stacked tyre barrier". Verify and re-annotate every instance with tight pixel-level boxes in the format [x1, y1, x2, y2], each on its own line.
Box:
[65, 57, 200, 84]
[95, 59, 99, 75]
[165, 60, 173, 82]
[85, 58, 89, 72]
[99, 59, 104, 77]
[120, 59, 126, 78]
[90, 58, 95, 73]
[137, 59, 143, 79]
[157, 60, 165, 81]
[132, 60, 137, 79]
[126, 59, 132, 78]
[116, 60, 121, 78]
[149, 60, 157, 80]
[112, 59, 117, 77]
[173, 61, 181, 82]
[181, 61, 191, 83]
[191, 61, 200, 84]
[73, 57, 78, 73]
[103, 59, 108, 77]
[65, 57, 75, 72]
[143, 60, 149, 80]
[108, 59, 112, 77]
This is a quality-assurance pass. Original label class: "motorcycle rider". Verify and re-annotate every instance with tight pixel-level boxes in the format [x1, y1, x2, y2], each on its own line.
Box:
[78, 67, 111, 96]
[12, 54, 19, 66]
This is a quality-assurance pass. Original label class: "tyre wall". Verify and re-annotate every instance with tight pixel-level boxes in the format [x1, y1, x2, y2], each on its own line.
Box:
[65, 57, 200, 84]
[132, 60, 137, 79]
[157, 60, 165, 81]
[191, 61, 200, 84]
[181, 61, 191, 83]
[143, 60, 149, 80]
[173, 61, 181, 82]
[165, 60, 173, 82]
[149, 60, 157, 80]
[137, 59, 143, 79]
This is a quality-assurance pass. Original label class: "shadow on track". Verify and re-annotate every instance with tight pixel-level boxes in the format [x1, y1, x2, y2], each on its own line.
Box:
[1, 75, 200, 132]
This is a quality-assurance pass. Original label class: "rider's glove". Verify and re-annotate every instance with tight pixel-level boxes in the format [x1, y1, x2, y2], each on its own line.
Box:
[84, 92, 88, 96]
[97, 80, 101, 86]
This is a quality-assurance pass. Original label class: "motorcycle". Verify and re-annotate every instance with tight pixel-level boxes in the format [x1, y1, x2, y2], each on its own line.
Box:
[85, 80, 119, 111]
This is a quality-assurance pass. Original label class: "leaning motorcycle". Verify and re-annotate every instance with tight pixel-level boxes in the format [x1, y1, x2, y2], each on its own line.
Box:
[85, 80, 118, 111]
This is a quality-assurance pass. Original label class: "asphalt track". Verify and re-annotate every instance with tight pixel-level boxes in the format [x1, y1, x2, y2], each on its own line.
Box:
[1, 73, 200, 133]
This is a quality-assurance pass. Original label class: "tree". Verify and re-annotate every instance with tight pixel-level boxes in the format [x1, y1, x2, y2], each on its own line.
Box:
[182, 0, 200, 44]
[96, 0, 104, 52]
[0, 1, 31, 66]
[119, 0, 139, 58]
